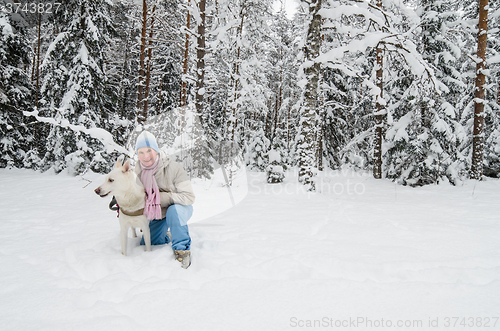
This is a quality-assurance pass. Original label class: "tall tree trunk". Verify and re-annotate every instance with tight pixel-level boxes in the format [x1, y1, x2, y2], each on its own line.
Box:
[373, 0, 384, 179]
[33, 11, 42, 148]
[178, 0, 191, 135]
[298, 0, 322, 191]
[227, 12, 245, 143]
[31, 53, 35, 83]
[471, 0, 489, 180]
[137, 0, 148, 125]
[143, 5, 156, 118]
[35, 11, 41, 109]
[420, 0, 431, 129]
[287, 104, 291, 150]
[273, 91, 279, 142]
[272, 47, 283, 143]
[497, 80, 500, 106]
[120, 28, 132, 118]
[317, 84, 324, 171]
[180, 0, 191, 109]
[317, 121, 323, 171]
[278, 48, 283, 112]
[158, 77, 162, 111]
[196, 0, 206, 117]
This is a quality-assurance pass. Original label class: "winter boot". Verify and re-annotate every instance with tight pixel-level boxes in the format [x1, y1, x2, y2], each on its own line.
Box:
[174, 250, 191, 269]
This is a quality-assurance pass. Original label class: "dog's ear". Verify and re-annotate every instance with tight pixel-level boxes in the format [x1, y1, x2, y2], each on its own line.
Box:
[116, 159, 122, 168]
[123, 159, 131, 172]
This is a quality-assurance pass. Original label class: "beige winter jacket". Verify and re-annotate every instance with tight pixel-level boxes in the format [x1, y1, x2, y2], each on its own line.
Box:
[135, 150, 195, 219]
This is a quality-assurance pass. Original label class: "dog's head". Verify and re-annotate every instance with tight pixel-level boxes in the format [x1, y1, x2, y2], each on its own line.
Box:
[94, 159, 132, 198]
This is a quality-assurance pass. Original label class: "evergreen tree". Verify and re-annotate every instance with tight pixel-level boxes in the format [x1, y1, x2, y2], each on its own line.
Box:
[377, 0, 453, 185]
[267, 126, 287, 183]
[172, 104, 214, 179]
[106, 0, 140, 147]
[0, 10, 36, 168]
[267, 4, 300, 168]
[246, 127, 270, 171]
[39, 0, 116, 174]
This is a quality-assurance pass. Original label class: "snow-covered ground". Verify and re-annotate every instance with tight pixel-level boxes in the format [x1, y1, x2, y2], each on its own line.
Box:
[1, 167, 499, 330]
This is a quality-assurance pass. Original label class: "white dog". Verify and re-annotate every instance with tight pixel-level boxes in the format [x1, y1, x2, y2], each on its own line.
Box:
[94, 159, 151, 256]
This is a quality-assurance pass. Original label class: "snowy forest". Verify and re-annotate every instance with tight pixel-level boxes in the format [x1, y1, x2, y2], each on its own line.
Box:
[1, 0, 500, 190]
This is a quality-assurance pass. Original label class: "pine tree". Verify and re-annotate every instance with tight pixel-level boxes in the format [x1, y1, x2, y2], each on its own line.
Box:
[39, 0, 116, 174]
[267, 126, 287, 183]
[246, 127, 270, 171]
[146, 0, 183, 121]
[268, 4, 300, 169]
[0, 11, 36, 168]
[378, 0, 453, 185]
[106, 0, 140, 147]
[205, 0, 274, 175]
[166, 103, 212, 178]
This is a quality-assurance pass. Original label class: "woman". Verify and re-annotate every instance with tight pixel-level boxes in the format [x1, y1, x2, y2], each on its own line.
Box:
[135, 131, 195, 269]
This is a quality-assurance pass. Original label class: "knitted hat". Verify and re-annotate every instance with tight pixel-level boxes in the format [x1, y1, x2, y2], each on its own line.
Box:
[135, 131, 160, 153]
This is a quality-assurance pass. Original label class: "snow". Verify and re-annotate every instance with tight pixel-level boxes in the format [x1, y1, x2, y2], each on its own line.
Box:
[41, 32, 69, 68]
[0, 15, 13, 37]
[75, 42, 89, 65]
[317, 31, 389, 63]
[1, 167, 500, 330]
[269, 149, 281, 163]
[272, 0, 299, 19]
[441, 102, 456, 118]
[433, 118, 453, 138]
[22, 109, 130, 156]
[386, 112, 412, 142]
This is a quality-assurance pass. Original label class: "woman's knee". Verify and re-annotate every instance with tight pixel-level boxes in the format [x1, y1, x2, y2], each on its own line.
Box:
[166, 204, 193, 226]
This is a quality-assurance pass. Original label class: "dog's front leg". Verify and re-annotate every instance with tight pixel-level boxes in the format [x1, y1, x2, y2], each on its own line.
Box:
[120, 226, 128, 256]
[142, 225, 152, 252]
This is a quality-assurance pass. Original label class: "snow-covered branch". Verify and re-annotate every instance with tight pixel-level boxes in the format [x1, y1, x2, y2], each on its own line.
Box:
[23, 109, 131, 157]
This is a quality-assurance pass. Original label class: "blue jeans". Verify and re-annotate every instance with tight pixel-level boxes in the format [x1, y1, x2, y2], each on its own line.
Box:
[140, 204, 193, 251]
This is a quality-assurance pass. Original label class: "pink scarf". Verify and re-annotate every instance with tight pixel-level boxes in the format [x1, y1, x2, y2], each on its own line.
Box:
[141, 156, 162, 220]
